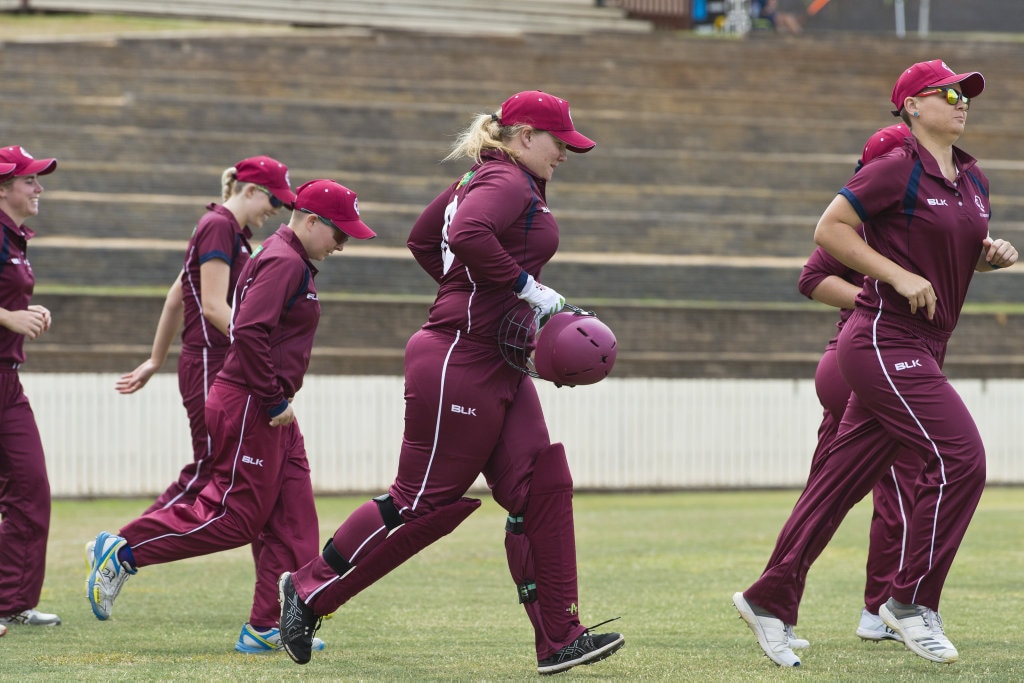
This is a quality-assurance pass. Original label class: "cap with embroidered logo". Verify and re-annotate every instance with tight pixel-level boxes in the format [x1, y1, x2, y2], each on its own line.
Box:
[234, 155, 296, 208]
[0, 146, 57, 176]
[856, 123, 912, 171]
[499, 91, 595, 153]
[890, 60, 984, 114]
[294, 179, 375, 240]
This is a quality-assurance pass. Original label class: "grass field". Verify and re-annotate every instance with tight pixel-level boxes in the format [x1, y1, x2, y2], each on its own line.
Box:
[1, 489, 1022, 681]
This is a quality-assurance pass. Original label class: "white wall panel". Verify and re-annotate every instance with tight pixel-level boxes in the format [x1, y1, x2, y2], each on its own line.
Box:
[21, 374, 1023, 497]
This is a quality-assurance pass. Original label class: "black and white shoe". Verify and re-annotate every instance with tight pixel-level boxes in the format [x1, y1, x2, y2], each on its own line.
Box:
[278, 572, 323, 665]
[537, 620, 624, 675]
[0, 608, 61, 626]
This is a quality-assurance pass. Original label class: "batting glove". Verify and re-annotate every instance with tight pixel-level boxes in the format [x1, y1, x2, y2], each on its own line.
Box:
[516, 273, 565, 321]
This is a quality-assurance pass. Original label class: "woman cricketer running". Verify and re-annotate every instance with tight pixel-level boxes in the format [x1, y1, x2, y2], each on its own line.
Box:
[111, 155, 304, 653]
[275, 91, 625, 675]
[0, 145, 63, 629]
[734, 60, 1017, 667]
[87, 180, 376, 653]
[116, 155, 295, 515]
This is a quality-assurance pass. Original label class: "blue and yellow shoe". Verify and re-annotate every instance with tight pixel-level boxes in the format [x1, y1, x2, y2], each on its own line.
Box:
[235, 622, 325, 654]
[86, 531, 136, 621]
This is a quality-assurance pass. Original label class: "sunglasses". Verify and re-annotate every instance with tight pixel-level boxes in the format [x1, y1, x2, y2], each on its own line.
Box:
[916, 87, 969, 109]
[254, 185, 284, 209]
[299, 208, 349, 243]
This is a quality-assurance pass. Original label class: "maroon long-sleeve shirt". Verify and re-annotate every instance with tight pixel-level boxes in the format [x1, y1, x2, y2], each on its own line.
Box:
[217, 225, 319, 416]
[0, 211, 34, 366]
[408, 150, 559, 344]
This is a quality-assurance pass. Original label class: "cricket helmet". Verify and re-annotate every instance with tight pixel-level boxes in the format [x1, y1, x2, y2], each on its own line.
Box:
[498, 303, 541, 378]
[533, 307, 617, 386]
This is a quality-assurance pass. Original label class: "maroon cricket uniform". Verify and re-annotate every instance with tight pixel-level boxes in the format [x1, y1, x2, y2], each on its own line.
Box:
[288, 150, 586, 659]
[0, 211, 51, 616]
[118, 225, 320, 627]
[746, 137, 990, 624]
[146, 204, 254, 512]
[793, 236, 923, 614]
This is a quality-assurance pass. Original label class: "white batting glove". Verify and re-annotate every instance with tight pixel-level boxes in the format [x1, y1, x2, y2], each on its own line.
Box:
[516, 273, 565, 320]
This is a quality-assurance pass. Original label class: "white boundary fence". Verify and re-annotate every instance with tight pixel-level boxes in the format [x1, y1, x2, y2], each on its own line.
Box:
[22, 373, 1024, 497]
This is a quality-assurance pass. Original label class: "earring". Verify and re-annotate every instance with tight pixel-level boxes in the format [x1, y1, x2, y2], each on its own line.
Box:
[912, 111, 920, 117]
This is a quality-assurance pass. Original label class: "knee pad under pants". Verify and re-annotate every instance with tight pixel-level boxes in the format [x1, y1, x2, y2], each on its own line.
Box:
[504, 444, 578, 655]
[318, 496, 481, 610]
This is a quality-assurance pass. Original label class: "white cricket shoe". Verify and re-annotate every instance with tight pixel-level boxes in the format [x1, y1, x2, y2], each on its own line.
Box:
[732, 592, 800, 667]
[856, 607, 902, 642]
[0, 608, 62, 626]
[785, 624, 810, 649]
[879, 598, 957, 663]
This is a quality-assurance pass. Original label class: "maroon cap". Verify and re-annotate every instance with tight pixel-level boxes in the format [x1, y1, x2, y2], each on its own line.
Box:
[294, 179, 375, 240]
[890, 60, 985, 114]
[0, 146, 57, 176]
[234, 155, 297, 207]
[859, 123, 912, 168]
[499, 91, 596, 153]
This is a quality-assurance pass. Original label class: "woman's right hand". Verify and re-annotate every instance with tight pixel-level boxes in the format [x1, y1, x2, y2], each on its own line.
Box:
[2, 307, 50, 339]
[891, 271, 937, 320]
[115, 359, 160, 394]
[516, 273, 566, 320]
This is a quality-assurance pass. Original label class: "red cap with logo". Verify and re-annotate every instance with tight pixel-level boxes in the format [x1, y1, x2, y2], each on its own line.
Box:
[294, 179, 376, 240]
[499, 91, 596, 153]
[890, 60, 984, 115]
[234, 155, 297, 207]
[858, 123, 912, 170]
[0, 146, 57, 176]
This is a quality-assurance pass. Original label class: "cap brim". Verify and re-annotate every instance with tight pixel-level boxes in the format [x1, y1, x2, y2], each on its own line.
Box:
[932, 71, 985, 98]
[335, 220, 376, 240]
[23, 158, 57, 176]
[550, 130, 596, 154]
[268, 185, 298, 207]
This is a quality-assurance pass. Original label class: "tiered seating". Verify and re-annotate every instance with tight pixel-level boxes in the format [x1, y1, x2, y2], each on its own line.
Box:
[0, 0, 652, 35]
[3, 21, 1024, 377]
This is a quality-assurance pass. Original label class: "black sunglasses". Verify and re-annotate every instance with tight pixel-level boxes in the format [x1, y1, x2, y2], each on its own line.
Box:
[254, 185, 284, 209]
[299, 208, 349, 242]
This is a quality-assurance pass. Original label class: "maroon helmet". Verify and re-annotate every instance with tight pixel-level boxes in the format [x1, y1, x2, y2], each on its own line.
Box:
[533, 307, 617, 387]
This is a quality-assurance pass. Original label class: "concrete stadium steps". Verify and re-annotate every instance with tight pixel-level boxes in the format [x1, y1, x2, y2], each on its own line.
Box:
[27, 239, 777, 302]
[30, 237, 1024, 307]
[24, 292, 1024, 379]
[6, 24, 1024, 378]
[0, 291, 876, 376]
[29, 187, 830, 251]
[4, 0, 652, 35]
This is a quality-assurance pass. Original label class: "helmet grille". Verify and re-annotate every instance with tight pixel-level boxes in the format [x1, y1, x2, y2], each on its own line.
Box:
[498, 304, 540, 377]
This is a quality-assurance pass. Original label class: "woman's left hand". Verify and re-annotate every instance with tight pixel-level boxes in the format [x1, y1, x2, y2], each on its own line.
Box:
[982, 237, 1018, 270]
[270, 403, 295, 427]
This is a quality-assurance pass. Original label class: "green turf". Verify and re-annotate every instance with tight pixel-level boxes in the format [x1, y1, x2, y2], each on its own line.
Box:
[3, 490, 1022, 680]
